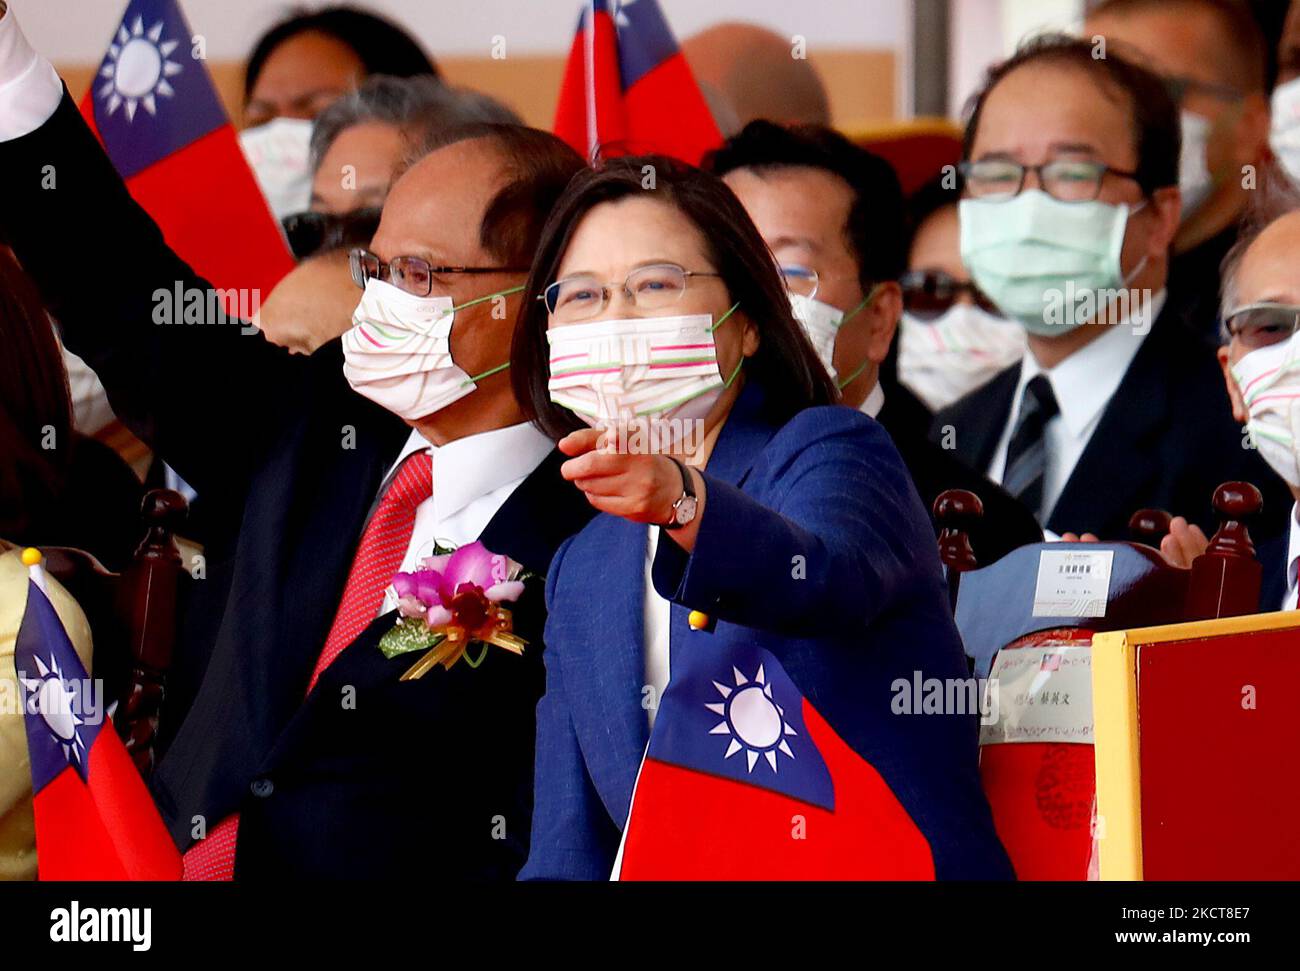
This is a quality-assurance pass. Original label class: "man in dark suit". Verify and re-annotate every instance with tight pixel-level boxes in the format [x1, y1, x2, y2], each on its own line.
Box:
[931, 33, 1290, 544]
[0, 4, 594, 879]
[708, 121, 1042, 566]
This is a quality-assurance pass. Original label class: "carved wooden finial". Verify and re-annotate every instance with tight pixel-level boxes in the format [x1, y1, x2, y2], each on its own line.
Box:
[1128, 508, 1172, 547]
[1185, 481, 1263, 621]
[934, 489, 983, 614]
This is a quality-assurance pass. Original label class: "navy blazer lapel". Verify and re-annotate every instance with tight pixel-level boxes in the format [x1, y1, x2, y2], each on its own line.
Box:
[704, 381, 780, 486]
[560, 513, 652, 824]
[940, 363, 1020, 473]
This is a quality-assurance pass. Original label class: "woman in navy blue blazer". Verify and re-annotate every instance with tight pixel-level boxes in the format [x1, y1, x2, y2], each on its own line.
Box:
[510, 157, 1012, 880]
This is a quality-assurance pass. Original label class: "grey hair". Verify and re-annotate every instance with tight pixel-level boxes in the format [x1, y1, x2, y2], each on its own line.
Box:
[1218, 161, 1300, 341]
[309, 74, 523, 173]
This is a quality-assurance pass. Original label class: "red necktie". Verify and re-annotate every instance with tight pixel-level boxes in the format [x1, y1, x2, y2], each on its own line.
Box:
[182, 451, 433, 880]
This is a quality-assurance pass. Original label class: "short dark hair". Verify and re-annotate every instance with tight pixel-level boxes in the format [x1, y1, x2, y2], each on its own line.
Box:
[244, 5, 438, 102]
[1089, 0, 1268, 93]
[704, 120, 906, 291]
[962, 32, 1181, 196]
[409, 124, 585, 271]
[511, 156, 839, 441]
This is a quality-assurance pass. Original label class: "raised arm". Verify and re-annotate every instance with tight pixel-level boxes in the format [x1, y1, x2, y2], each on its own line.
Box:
[651, 412, 945, 639]
[0, 4, 303, 495]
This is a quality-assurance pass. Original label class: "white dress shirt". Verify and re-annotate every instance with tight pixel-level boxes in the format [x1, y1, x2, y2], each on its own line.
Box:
[1284, 502, 1300, 611]
[987, 292, 1165, 522]
[858, 381, 885, 420]
[377, 422, 553, 616]
[0, 3, 62, 141]
[643, 527, 670, 729]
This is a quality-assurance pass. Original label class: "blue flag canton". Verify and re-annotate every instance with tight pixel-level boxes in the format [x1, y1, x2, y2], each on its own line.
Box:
[647, 644, 835, 810]
[15, 582, 105, 790]
[91, 0, 228, 179]
[611, 0, 679, 91]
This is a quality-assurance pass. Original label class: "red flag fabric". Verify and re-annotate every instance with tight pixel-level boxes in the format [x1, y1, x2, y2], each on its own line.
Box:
[16, 570, 181, 880]
[554, 0, 722, 165]
[78, 0, 293, 300]
[615, 647, 935, 880]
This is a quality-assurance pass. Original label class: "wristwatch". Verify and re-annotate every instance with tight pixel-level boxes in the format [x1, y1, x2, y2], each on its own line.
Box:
[662, 456, 698, 530]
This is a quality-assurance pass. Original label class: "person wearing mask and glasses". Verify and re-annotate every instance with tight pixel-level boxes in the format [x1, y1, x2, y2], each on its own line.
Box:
[1084, 0, 1272, 342]
[513, 156, 1012, 881]
[1216, 203, 1300, 608]
[707, 121, 1041, 564]
[932, 33, 1290, 544]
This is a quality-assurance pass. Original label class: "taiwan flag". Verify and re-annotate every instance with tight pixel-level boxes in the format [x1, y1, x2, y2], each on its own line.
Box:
[80, 0, 293, 299]
[15, 556, 181, 880]
[554, 0, 722, 165]
[615, 644, 936, 879]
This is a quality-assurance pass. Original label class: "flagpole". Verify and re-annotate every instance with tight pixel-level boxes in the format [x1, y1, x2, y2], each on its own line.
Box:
[584, 0, 599, 161]
[22, 547, 48, 593]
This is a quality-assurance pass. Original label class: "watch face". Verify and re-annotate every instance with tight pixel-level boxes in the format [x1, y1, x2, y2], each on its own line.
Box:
[674, 495, 698, 525]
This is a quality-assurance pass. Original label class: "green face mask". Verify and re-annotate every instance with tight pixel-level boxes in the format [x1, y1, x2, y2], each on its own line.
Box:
[959, 189, 1145, 337]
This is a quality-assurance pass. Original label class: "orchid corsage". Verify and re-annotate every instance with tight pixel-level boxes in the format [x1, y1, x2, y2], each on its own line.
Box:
[380, 541, 531, 680]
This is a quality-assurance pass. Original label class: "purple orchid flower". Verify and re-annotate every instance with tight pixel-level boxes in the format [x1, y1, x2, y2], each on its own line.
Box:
[391, 542, 524, 630]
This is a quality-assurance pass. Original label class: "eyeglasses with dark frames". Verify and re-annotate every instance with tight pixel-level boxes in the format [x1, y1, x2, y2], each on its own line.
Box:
[1224, 302, 1300, 351]
[960, 157, 1143, 202]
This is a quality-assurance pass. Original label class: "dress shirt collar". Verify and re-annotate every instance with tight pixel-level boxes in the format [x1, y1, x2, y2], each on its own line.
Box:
[386, 421, 554, 522]
[1013, 290, 1165, 440]
[857, 381, 885, 419]
[0, 2, 64, 142]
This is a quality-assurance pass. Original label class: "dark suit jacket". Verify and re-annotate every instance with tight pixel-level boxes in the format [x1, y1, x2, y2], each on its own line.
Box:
[522, 384, 1013, 880]
[930, 308, 1294, 543]
[1258, 530, 1290, 613]
[878, 392, 1042, 565]
[0, 92, 595, 879]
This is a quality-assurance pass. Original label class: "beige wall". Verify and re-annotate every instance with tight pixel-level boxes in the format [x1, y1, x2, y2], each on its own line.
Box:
[58, 49, 897, 132]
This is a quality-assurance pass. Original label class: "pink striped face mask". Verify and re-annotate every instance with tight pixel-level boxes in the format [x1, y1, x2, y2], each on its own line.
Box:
[546, 303, 742, 428]
[1231, 330, 1300, 489]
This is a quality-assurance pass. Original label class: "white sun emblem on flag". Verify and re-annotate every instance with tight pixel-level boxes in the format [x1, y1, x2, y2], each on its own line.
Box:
[706, 664, 797, 773]
[19, 654, 87, 766]
[97, 15, 183, 122]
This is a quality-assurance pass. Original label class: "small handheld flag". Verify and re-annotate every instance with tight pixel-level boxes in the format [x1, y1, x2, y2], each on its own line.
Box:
[80, 0, 293, 300]
[15, 550, 181, 880]
[554, 0, 722, 164]
[615, 643, 936, 880]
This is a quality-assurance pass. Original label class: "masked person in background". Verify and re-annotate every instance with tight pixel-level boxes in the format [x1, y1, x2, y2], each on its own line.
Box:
[257, 75, 522, 354]
[512, 156, 1011, 881]
[933, 33, 1289, 543]
[1217, 204, 1300, 609]
[238, 5, 440, 221]
[0, 2, 600, 880]
[1084, 0, 1272, 342]
[898, 176, 1025, 412]
[707, 121, 1041, 564]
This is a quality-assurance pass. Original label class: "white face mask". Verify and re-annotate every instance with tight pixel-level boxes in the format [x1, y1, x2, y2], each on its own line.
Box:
[1231, 331, 1300, 488]
[546, 306, 741, 429]
[239, 117, 314, 223]
[897, 304, 1027, 412]
[1179, 110, 1215, 219]
[788, 289, 877, 388]
[342, 278, 515, 421]
[1271, 76, 1300, 185]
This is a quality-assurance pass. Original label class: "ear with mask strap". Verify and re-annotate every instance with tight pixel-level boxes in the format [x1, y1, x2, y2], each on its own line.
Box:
[449, 284, 527, 385]
[831, 284, 883, 390]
